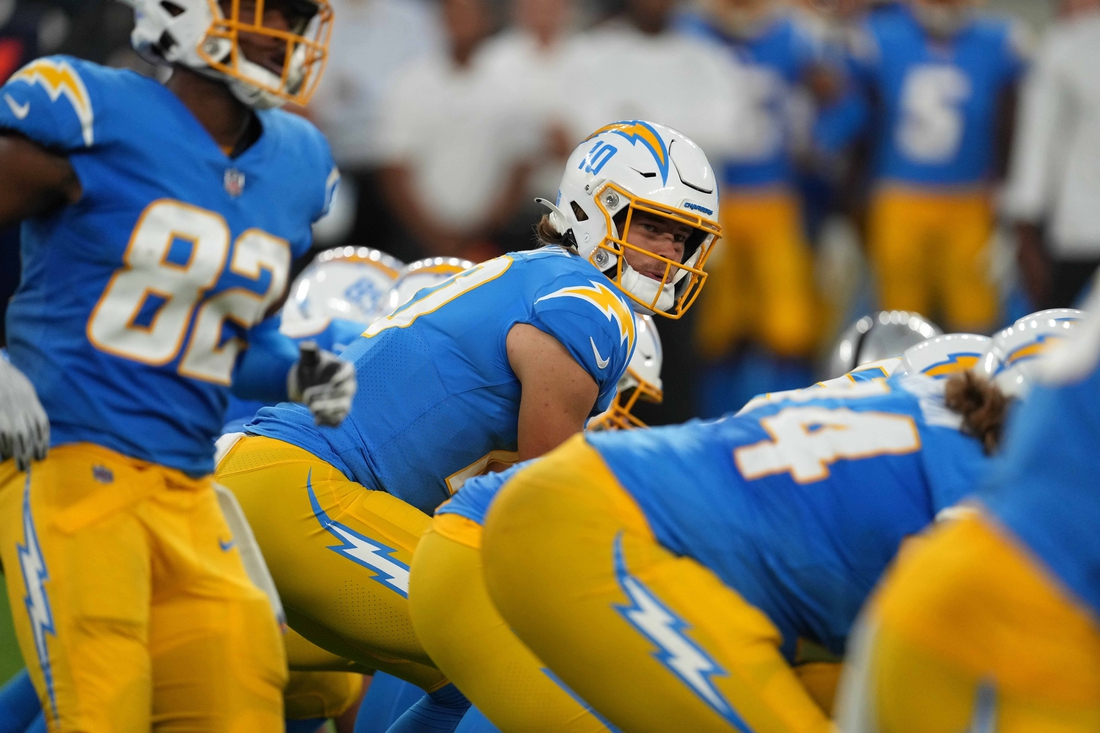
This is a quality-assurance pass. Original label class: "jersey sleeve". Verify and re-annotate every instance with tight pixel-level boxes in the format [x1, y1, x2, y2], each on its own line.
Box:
[527, 277, 637, 413]
[0, 56, 98, 152]
[232, 315, 299, 402]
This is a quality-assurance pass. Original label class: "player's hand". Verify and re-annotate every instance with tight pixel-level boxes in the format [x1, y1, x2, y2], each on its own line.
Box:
[0, 357, 50, 471]
[288, 342, 357, 427]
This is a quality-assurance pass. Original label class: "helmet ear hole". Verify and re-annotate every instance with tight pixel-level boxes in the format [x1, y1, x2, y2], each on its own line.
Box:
[569, 201, 589, 222]
[160, 1, 185, 16]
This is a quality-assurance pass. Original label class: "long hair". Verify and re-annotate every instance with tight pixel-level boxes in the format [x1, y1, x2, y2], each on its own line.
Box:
[944, 372, 1011, 455]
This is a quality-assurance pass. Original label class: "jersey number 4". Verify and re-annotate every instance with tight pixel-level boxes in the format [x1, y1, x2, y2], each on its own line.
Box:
[734, 406, 921, 483]
[87, 199, 289, 384]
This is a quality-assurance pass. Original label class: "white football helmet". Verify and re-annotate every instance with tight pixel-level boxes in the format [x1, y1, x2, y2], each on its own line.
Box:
[377, 257, 476, 318]
[538, 120, 722, 319]
[1014, 309, 1085, 327]
[826, 311, 941, 379]
[976, 316, 1081, 398]
[120, 0, 333, 109]
[589, 315, 663, 431]
[282, 247, 403, 332]
[901, 333, 992, 379]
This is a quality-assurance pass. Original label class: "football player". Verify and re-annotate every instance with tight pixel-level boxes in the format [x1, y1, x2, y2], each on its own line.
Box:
[0, 0, 357, 729]
[406, 315, 664, 732]
[838, 305, 1100, 732]
[212, 120, 721, 730]
[681, 0, 838, 407]
[846, 0, 1030, 331]
[476, 322, 1073, 733]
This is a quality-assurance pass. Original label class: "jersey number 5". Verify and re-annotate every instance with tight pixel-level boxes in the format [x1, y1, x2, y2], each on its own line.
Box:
[734, 406, 921, 483]
[897, 65, 971, 164]
[87, 199, 289, 384]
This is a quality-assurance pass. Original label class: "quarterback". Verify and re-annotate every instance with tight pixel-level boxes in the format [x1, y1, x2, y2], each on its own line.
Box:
[478, 318, 1074, 733]
[0, 0, 355, 730]
[213, 120, 721, 726]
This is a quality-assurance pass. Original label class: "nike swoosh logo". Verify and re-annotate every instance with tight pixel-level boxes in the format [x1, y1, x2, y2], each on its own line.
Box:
[591, 337, 610, 370]
[4, 94, 29, 120]
[219, 537, 236, 552]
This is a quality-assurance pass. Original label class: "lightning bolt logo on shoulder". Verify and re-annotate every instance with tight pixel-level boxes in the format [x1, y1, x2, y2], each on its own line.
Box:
[10, 58, 94, 147]
[306, 470, 411, 598]
[537, 280, 637, 353]
[610, 533, 751, 732]
[16, 473, 59, 721]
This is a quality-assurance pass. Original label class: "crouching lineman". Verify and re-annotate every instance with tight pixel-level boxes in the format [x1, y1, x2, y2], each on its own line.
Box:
[212, 121, 722, 729]
[838, 301, 1100, 732]
[477, 317, 1075, 733]
[0, 0, 360, 729]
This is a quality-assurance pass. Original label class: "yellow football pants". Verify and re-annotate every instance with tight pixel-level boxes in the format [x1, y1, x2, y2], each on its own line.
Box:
[214, 435, 448, 692]
[695, 190, 819, 359]
[841, 514, 1100, 732]
[409, 513, 613, 732]
[284, 671, 365, 720]
[867, 187, 997, 332]
[0, 445, 287, 732]
[481, 436, 834, 733]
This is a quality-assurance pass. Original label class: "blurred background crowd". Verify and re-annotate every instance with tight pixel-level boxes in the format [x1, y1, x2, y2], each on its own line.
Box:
[0, 0, 1097, 425]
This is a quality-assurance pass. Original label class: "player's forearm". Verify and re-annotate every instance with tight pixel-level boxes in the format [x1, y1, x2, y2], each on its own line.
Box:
[232, 317, 299, 402]
[0, 133, 81, 227]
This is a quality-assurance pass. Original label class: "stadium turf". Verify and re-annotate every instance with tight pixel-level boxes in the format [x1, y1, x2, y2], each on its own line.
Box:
[0, 581, 21, 684]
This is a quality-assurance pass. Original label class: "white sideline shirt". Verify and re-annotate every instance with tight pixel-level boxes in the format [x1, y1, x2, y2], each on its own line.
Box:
[558, 21, 749, 163]
[478, 30, 574, 200]
[311, 0, 443, 168]
[376, 50, 542, 231]
[1002, 11, 1100, 257]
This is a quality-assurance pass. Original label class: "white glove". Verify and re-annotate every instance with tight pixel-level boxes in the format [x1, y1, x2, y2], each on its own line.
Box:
[287, 342, 357, 427]
[0, 357, 49, 471]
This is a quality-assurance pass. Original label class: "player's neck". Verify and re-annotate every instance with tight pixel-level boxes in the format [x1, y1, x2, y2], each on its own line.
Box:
[166, 66, 256, 153]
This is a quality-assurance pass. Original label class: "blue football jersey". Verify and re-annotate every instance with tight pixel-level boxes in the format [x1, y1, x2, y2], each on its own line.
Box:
[678, 12, 824, 189]
[981, 317, 1100, 617]
[436, 459, 533, 526]
[221, 315, 366, 436]
[246, 248, 637, 515]
[849, 6, 1027, 186]
[587, 374, 990, 660]
[1, 57, 337, 477]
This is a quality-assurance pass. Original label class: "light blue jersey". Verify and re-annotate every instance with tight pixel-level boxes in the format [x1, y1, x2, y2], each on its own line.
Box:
[981, 321, 1100, 616]
[247, 248, 637, 514]
[1, 56, 337, 476]
[849, 6, 1027, 186]
[450, 374, 991, 660]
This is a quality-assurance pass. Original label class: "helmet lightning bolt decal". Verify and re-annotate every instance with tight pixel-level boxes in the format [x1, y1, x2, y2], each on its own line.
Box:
[536, 281, 636, 352]
[921, 352, 983, 379]
[586, 121, 670, 184]
[306, 471, 411, 598]
[999, 334, 1064, 373]
[17, 472, 59, 721]
[611, 533, 751, 732]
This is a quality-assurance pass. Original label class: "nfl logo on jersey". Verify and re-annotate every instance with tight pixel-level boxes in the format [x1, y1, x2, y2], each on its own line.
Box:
[224, 168, 246, 197]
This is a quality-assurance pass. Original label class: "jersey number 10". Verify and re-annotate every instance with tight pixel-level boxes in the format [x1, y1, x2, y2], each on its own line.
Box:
[86, 199, 290, 384]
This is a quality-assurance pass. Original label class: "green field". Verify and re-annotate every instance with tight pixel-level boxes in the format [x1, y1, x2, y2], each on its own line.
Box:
[0, 580, 23, 685]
